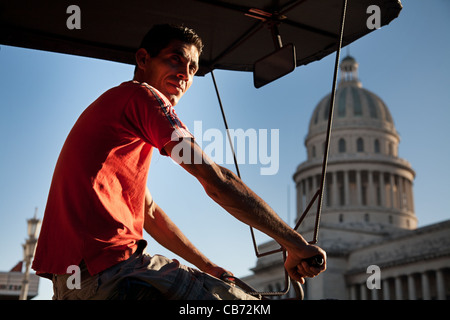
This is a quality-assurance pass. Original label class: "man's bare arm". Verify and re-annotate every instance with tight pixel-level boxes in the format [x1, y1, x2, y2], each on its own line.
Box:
[164, 138, 326, 283]
[143, 188, 231, 278]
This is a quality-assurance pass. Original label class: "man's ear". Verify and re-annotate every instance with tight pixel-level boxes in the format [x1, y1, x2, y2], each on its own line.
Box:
[135, 48, 149, 71]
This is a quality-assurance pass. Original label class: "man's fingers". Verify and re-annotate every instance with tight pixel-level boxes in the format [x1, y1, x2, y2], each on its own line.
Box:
[284, 246, 327, 284]
[299, 261, 317, 277]
[289, 261, 322, 283]
[286, 267, 305, 284]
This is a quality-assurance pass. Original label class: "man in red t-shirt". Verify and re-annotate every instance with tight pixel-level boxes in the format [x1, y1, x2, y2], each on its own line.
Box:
[33, 24, 326, 300]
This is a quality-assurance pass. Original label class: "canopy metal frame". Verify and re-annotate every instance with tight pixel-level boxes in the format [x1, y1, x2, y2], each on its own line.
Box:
[197, 0, 340, 72]
[213, 0, 348, 299]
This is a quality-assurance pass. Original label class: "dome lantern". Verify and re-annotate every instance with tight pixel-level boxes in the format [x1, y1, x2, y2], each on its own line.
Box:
[339, 55, 362, 88]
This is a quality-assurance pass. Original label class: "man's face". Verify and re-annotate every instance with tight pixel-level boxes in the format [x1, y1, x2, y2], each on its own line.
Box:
[139, 40, 199, 106]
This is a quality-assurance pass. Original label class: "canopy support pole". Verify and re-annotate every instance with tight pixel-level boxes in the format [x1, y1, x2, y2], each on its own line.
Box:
[307, 0, 348, 244]
[211, 70, 241, 178]
[211, 70, 265, 258]
[210, 0, 348, 298]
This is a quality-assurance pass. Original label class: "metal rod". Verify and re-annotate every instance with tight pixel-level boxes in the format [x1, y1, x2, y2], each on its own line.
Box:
[211, 71, 266, 258]
[211, 70, 241, 178]
[270, 23, 283, 49]
[311, 0, 348, 244]
[294, 189, 320, 231]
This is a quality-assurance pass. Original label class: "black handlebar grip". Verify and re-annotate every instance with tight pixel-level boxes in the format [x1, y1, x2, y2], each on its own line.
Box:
[305, 255, 324, 268]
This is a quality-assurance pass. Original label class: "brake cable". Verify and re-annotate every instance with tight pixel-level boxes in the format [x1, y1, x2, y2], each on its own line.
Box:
[211, 0, 348, 299]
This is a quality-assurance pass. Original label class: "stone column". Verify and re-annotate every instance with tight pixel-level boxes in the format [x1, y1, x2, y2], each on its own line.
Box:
[332, 171, 338, 207]
[406, 179, 415, 213]
[297, 180, 303, 215]
[390, 174, 396, 209]
[311, 175, 317, 212]
[395, 277, 403, 300]
[360, 283, 367, 300]
[312, 174, 317, 195]
[380, 172, 386, 208]
[349, 284, 357, 300]
[304, 178, 310, 205]
[398, 176, 404, 210]
[367, 170, 374, 206]
[436, 269, 446, 300]
[356, 170, 362, 206]
[421, 272, 431, 300]
[408, 179, 415, 212]
[382, 279, 390, 300]
[407, 274, 416, 300]
[344, 170, 350, 206]
[371, 287, 379, 300]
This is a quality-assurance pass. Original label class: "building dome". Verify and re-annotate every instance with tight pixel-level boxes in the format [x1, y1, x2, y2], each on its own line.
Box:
[303, 55, 404, 162]
[308, 55, 396, 144]
[294, 56, 417, 246]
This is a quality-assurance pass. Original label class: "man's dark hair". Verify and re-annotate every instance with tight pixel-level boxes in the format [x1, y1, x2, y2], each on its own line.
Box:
[138, 24, 203, 58]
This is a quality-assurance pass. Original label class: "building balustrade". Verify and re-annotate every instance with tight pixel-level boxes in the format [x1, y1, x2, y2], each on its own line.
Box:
[348, 268, 450, 300]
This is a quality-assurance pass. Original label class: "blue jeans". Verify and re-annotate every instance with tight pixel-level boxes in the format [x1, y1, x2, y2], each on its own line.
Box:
[52, 240, 258, 300]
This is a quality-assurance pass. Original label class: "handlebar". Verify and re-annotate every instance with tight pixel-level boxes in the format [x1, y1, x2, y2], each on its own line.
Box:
[304, 255, 324, 268]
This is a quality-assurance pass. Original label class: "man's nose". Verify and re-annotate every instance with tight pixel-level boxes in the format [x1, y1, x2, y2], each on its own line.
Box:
[177, 64, 189, 80]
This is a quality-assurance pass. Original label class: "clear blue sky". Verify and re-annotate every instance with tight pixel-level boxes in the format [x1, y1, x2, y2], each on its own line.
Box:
[1, 0, 449, 299]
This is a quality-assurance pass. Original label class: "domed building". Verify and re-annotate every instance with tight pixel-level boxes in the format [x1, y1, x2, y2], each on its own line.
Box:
[295, 55, 416, 246]
[242, 56, 450, 300]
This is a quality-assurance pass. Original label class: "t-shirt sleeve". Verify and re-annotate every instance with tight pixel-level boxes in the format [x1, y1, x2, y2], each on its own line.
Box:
[123, 83, 193, 156]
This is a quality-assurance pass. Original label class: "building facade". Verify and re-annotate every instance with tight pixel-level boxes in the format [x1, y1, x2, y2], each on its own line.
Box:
[242, 56, 450, 300]
[0, 262, 40, 300]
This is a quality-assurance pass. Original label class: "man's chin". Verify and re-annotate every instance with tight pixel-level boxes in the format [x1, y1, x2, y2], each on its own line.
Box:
[161, 85, 185, 105]
[165, 92, 182, 106]
[168, 95, 180, 106]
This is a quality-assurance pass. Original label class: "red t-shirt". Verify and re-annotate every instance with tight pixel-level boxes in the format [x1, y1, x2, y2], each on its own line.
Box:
[32, 81, 193, 277]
